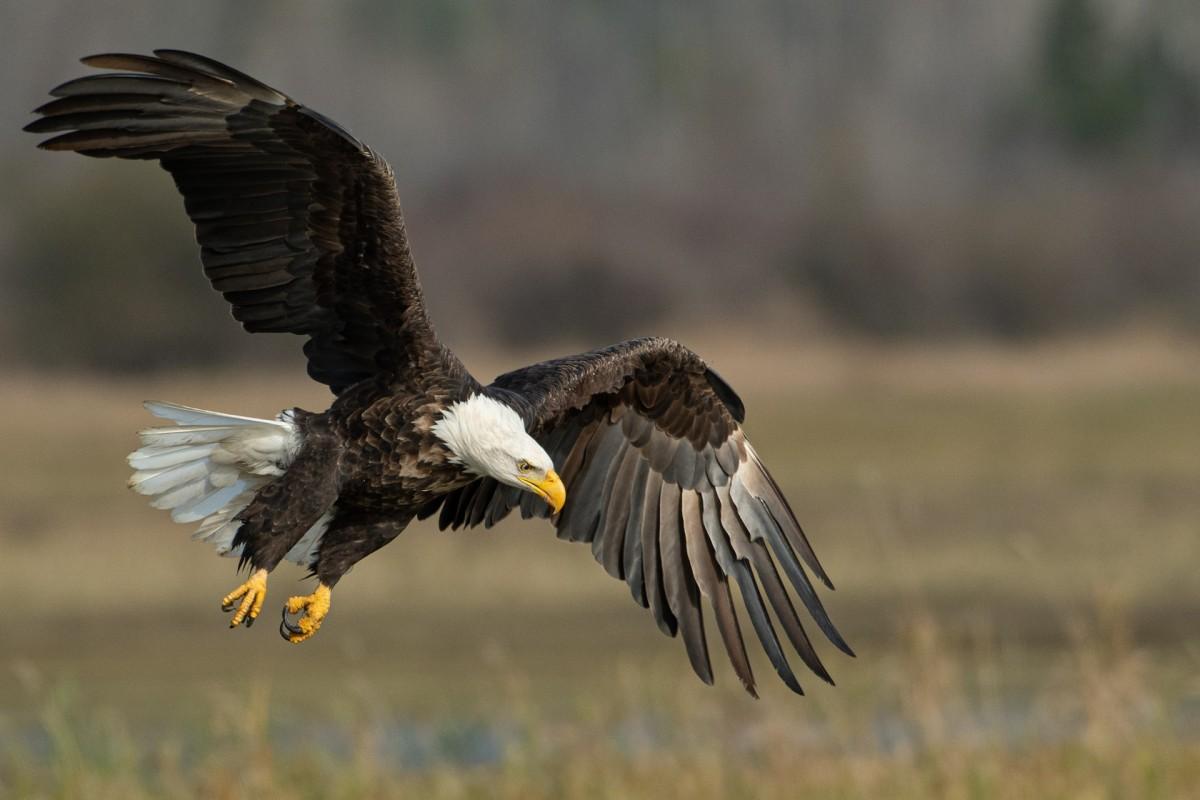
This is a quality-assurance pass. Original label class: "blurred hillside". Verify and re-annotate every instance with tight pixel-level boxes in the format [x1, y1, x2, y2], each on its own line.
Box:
[3, 0, 1200, 372]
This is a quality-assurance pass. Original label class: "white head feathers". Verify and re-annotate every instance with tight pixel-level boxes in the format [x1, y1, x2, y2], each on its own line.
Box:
[432, 394, 554, 487]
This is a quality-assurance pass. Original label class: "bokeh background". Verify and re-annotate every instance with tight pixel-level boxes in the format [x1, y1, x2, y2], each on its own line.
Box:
[2, 2, 1198, 797]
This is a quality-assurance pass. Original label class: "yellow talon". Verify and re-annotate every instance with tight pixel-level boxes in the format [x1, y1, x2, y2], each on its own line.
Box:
[280, 583, 332, 643]
[221, 568, 269, 628]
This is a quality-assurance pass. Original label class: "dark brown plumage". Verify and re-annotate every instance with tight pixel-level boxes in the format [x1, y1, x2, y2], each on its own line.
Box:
[27, 51, 851, 696]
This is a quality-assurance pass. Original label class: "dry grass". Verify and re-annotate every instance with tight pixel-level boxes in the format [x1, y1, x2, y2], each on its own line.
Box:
[1, 336, 1198, 798]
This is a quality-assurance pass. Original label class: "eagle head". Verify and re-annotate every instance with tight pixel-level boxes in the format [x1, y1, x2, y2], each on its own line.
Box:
[432, 393, 565, 514]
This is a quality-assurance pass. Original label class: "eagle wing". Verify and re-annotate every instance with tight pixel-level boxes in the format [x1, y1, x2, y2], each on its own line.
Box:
[26, 50, 437, 394]
[422, 337, 853, 696]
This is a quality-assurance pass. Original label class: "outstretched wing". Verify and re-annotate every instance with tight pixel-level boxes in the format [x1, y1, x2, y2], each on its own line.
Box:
[422, 337, 853, 697]
[26, 50, 438, 394]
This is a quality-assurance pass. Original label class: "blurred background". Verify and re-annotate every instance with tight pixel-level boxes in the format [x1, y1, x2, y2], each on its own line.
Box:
[1, 2, 1198, 797]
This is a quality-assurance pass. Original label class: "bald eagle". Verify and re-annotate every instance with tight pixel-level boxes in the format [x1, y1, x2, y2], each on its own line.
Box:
[26, 51, 852, 696]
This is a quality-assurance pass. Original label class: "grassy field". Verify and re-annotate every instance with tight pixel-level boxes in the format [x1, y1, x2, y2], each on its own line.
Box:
[1, 336, 1198, 798]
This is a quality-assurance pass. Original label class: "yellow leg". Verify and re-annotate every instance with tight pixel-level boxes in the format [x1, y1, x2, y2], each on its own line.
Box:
[279, 584, 332, 644]
[221, 568, 269, 628]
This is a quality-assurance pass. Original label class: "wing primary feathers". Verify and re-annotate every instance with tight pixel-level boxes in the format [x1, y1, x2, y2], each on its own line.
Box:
[33, 92, 227, 117]
[747, 539, 834, 685]
[537, 420, 575, 467]
[558, 424, 623, 543]
[713, 575, 757, 697]
[639, 471, 676, 636]
[48, 73, 191, 100]
[731, 478, 854, 657]
[151, 49, 286, 101]
[79, 53, 233, 84]
[729, 554, 803, 695]
[684, 490, 756, 695]
[659, 482, 713, 685]
[591, 439, 631, 565]
[699, 490, 760, 696]
[623, 458, 650, 608]
[40, 128, 227, 154]
[699, 488, 742, 575]
[758, 496, 853, 657]
[556, 422, 598, 489]
[680, 491, 719, 598]
[711, 486, 803, 694]
[724, 554, 801, 690]
[596, 445, 641, 579]
[25, 111, 228, 134]
[744, 448, 834, 589]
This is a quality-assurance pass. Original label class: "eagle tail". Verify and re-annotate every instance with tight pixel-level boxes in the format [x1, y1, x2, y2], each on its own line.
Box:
[127, 401, 301, 558]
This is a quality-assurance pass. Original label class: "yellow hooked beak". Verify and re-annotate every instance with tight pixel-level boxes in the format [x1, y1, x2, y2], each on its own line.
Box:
[520, 469, 566, 515]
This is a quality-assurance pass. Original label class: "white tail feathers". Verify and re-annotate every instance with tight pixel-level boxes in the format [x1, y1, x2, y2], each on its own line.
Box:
[129, 401, 327, 563]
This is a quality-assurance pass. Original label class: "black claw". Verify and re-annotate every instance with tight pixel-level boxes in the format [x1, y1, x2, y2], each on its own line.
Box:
[221, 601, 235, 612]
[244, 615, 255, 628]
[280, 604, 303, 638]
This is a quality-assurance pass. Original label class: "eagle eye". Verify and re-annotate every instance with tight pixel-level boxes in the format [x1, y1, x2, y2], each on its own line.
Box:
[517, 459, 533, 472]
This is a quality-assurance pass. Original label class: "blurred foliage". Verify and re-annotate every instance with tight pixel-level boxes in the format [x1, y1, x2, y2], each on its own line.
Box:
[1040, 0, 1200, 150]
[787, 0, 1200, 340]
[8, 168, 290, 372]
[488, 257, 667, 346]
[347, 0, 474, 55]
